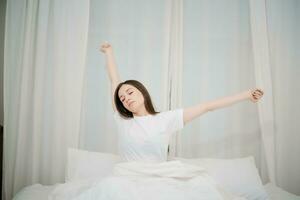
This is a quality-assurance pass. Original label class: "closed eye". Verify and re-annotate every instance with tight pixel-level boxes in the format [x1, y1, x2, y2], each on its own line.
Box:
[119, 91, 133, 102]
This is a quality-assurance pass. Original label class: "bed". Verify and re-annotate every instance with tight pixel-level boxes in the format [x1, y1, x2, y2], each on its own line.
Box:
[13, 182, 300, 200]
[12, 148, 300, 200]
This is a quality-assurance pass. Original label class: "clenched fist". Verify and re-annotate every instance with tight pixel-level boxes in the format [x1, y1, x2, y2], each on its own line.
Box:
[249, 88, 264, 103]
[100, 41, 113, 54]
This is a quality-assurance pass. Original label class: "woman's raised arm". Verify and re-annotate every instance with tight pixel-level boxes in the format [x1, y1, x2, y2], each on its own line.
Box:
[100, 42, 121, 111]
[183, 89, 264, 125]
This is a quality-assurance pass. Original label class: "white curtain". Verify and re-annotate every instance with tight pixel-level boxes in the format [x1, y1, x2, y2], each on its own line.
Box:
[265, 0, 300, 194]
[3, 0, 90, 199]
[79, 0, 169, 152]
[179, 0, 299, 194]
[162, 0, 184, 158]
[249, 0, 276, 184]
[4, 0, 300, 199]
[180, 0, 263, 178]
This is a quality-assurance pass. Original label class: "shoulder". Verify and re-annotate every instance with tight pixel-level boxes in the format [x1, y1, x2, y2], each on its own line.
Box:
[159, 108, 183, 117]
[158, 108, 185, 132]
[157, 108, 184, 122]
[113, 111, 132, 123]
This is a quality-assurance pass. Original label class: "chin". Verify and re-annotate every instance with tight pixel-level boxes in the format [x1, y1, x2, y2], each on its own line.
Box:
[127, 107, 135, 113]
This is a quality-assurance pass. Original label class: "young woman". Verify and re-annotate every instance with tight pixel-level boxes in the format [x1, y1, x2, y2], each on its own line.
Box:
[100, 41, 264, 163]
[48, 42, 264, 200]
[46, 42, 265, 200]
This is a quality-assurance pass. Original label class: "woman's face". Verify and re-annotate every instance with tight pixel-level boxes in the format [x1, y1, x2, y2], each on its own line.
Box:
[118, 84, 145, 113]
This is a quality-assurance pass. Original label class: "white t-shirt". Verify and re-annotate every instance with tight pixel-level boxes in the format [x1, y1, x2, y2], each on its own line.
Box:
[113, 109, 184, 162]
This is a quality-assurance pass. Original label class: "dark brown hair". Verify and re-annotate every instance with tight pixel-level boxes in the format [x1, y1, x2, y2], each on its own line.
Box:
[114, 80, 159, 118]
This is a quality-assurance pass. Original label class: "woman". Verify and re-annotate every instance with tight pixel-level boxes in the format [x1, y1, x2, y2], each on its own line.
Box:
[48, 42, 262, 200]
[48, 43, 264, 200]
[100, 41, 264, 163]
[50, 43, 263, 200]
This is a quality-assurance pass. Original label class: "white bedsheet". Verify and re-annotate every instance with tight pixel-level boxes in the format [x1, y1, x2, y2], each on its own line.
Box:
[264, 183, 300, 200]
[49, 160, 243, 200]
[13, 183, 300, 200]
[13, 184, 56, 200]
[12, 161, 300, 200]
[13, 182, 300, 200]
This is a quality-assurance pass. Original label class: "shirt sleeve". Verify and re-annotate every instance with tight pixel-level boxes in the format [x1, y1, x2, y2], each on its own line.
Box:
[160, 108, 184, 133]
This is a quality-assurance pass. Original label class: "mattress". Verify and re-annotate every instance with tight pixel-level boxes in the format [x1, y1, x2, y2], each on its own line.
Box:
[13, 182, 300, 200]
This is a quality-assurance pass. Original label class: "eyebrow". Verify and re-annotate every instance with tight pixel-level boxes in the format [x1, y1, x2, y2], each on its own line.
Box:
[119, 88, 133, 98]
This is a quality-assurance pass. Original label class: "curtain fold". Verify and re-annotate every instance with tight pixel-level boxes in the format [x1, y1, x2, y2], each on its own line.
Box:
[3, 0, 90, 199]
[249, 0, 276, 184]
[162, 0, 184, 158]
[265, 0, 300, 195]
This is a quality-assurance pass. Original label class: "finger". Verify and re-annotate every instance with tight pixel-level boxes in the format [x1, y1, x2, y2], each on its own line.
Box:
[253, 92, 259, 96]
[256, 90, 263, 95]
[257, 89, 264, 94]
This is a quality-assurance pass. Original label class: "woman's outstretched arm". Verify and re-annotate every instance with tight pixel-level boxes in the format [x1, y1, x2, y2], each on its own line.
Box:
[183, 89, 264, 125]
[100, 42, 121, 111]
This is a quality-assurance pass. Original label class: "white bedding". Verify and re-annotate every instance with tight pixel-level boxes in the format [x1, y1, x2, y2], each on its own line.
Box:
[264, 183, 300, 200]
[12, 157, 300, 200]
[49, 160, 244, 200]
[14, 160, 245, 200]
[13, 182, 300, 200]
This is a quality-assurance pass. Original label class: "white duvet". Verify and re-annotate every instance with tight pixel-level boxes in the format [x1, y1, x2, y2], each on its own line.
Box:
[48, 160, 245, 200]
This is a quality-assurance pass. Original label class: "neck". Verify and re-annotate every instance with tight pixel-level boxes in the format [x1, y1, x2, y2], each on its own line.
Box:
[133, 106, 150, 117]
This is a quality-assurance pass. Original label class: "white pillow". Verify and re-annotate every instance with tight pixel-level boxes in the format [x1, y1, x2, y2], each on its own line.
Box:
[65, 148, 122, 182]
[171, 156, 269, 200]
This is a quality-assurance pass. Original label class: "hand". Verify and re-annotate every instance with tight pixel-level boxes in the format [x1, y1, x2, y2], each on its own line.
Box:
[100, 41, 113, 54]
[249, 88, 264, 103]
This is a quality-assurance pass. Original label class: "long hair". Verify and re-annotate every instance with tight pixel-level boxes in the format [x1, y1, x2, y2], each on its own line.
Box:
[114, 80, 159, 118]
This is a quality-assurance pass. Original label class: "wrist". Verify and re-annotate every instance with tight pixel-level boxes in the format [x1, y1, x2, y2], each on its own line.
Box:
[243, 90, 252, 100]
[105, 51, 113, 57]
